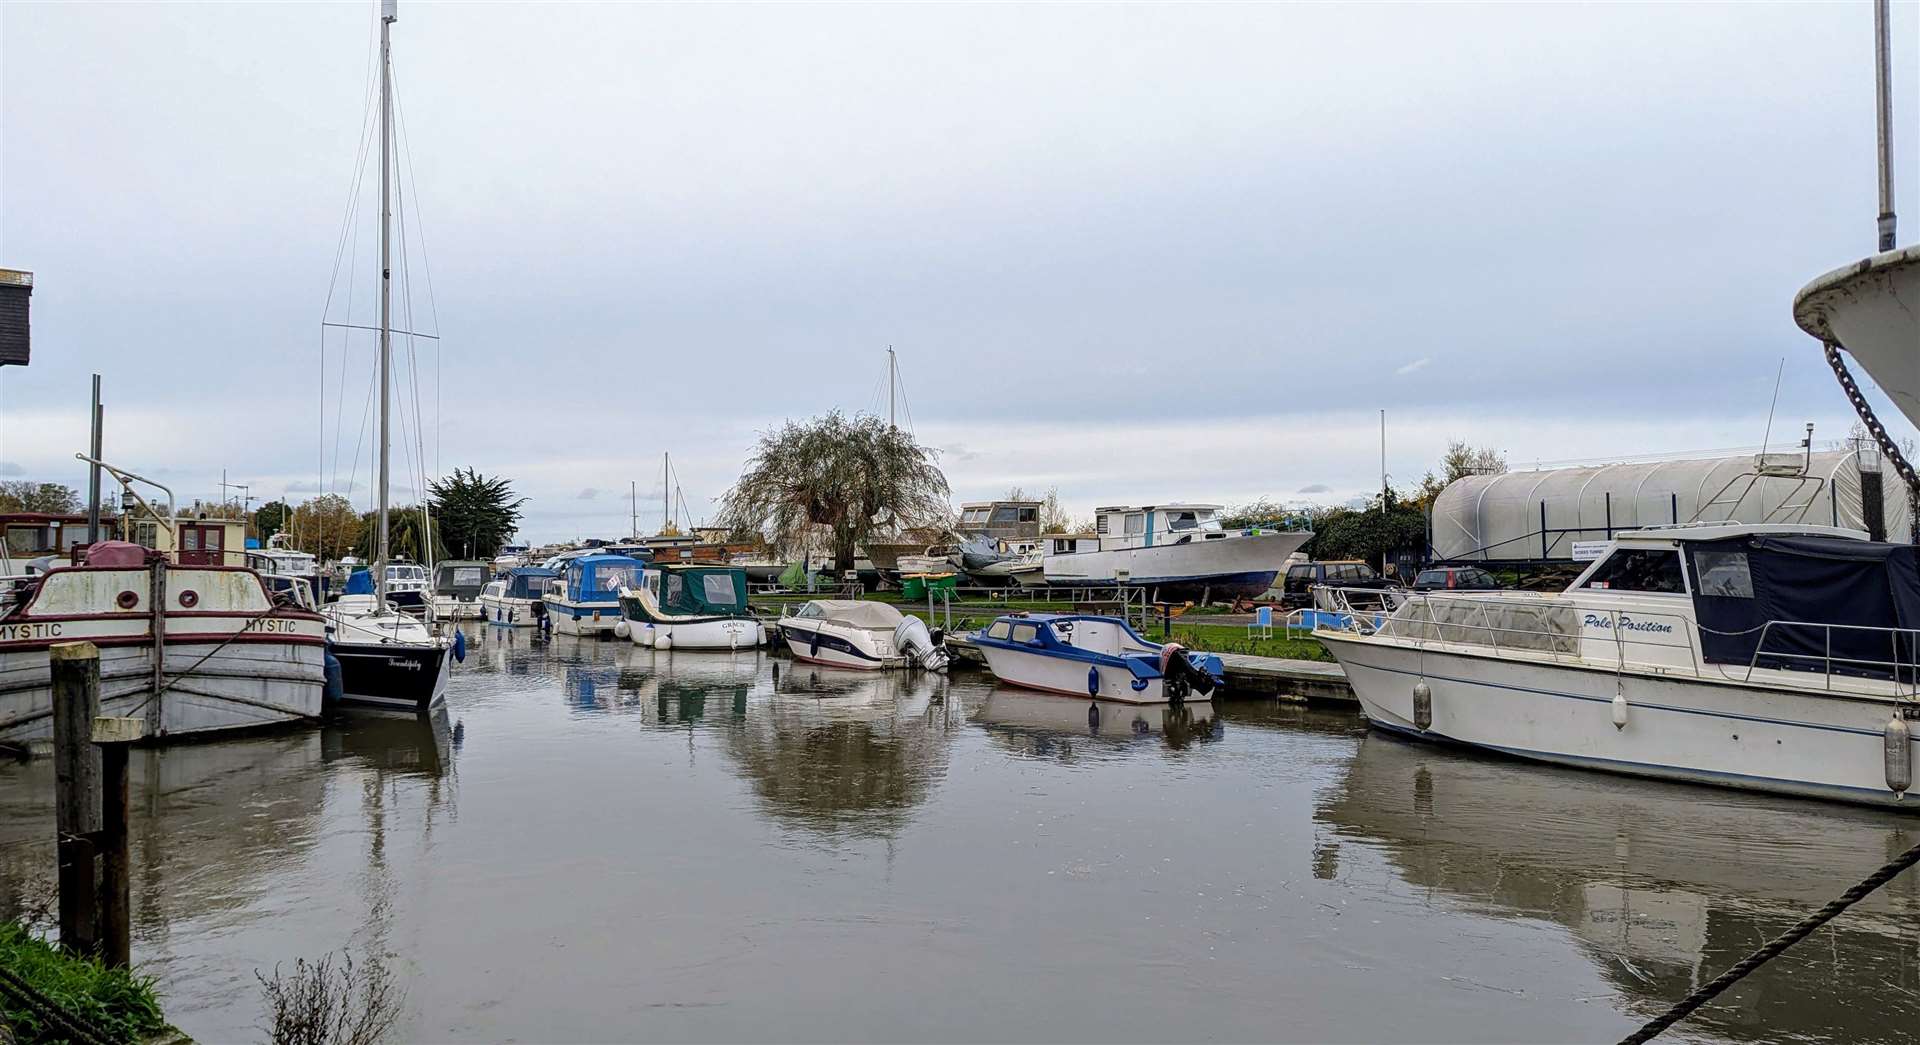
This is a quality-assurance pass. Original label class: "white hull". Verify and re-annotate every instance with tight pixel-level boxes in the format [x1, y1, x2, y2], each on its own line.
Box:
[978, 645, 1170, 704]
[478, 594, 543, 627]
[630, 616, 764, 650]
[776, 620, 901, 671]
[1795, 246, 1920, 429]
[432, 595, 484, 621]
[545, 598, 622, 636]
[1043, 530, 1309, 600]
[1321, 633, 1920, 809]
[1, 640, 324, 743]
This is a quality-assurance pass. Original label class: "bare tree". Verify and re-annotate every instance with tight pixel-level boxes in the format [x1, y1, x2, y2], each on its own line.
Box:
[257, 950, 404, 1045]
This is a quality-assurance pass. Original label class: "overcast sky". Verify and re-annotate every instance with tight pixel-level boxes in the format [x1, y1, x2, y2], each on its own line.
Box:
[2, 2, 1916, 542]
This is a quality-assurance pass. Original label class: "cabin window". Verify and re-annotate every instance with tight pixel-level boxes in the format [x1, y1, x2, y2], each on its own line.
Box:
[452, 567, 484, 587]
[985, 620, 1011, 640]
[663, 572, 685, 603]
[1017, 507, 1038, 523]
[992, 506, 1020, 524]
[1096, 516, 1109, 535]
[1008, 622, 1039, 643]
[1692, 550, 1754, 598]
[701, 574, 741, 607]
[1584, 549, 1685, 594]
[1167, 511, 1200, 531]
[1123, 514, 1145, 536]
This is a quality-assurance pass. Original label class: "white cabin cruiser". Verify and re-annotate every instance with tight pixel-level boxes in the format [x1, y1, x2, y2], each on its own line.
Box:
[479, 566, 555, 627]
[1042, 504, 1311, 602]
[775, 600, 948, 671]
[1315, 522, 1920, 809]
[617, 563, 763, 650]
[542, 554, 644, 636]
[430, 559, 489, 621]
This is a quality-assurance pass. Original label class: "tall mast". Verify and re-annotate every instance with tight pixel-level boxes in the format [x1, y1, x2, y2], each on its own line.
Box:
[662, 452, 670, 533]
[1875, 0, 1897, 251]
[887, 346, 896, 433]
[375, 0, 396, 604]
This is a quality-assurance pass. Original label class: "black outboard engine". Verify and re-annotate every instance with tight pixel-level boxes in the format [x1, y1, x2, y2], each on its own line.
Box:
[1162, 648, 1218, 705]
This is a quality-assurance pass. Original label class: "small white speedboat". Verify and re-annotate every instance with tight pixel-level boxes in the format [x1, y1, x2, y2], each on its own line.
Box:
[972, 612, 1223, 704]
[776, 599, 948, 671]
[479, 566, 555, 627]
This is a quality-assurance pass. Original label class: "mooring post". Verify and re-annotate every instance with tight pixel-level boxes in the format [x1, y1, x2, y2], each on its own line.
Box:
[50, 641, 102, 956]
[93, 715, 144, 969]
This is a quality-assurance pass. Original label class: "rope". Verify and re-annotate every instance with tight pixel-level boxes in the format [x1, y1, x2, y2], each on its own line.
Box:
[0, 965, 116, 1045]
[1617, 836, 1920, 1044]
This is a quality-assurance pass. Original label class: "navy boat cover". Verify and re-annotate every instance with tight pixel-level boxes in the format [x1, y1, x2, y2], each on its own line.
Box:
[1690, 535, 1920, 679]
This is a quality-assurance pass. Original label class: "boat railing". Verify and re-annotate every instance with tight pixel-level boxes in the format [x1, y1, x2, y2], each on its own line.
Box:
[1728, 619, 1920, 697]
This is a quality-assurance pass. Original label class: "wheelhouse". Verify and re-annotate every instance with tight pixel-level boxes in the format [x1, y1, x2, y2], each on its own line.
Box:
[558, 554, 644, 603]
[1089, 504, 1228, 550]
[958, 500, 1043, 540]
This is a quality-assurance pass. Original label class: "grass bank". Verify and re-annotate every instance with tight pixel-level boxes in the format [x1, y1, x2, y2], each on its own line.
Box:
[0, 921, 167, 1044]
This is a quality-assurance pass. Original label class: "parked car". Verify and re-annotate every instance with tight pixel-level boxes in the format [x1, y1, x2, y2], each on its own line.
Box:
[1280, 560, 1397, 609]
[1411, 565, 1502, 592]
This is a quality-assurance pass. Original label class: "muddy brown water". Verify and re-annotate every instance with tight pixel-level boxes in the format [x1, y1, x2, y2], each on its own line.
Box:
[3, 624, 1918, 1043]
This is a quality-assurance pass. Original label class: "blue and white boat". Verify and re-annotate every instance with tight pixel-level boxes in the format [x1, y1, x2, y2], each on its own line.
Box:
[1041, 504, 1311, 603]
[542, 554, 645, 636]
[479, 565, 555, 627]
[972, 613, 1223, 704]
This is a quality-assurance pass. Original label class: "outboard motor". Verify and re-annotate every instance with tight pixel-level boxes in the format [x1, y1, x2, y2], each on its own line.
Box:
[1159, 643, 1220, 704]
[894, 615, 950, 672]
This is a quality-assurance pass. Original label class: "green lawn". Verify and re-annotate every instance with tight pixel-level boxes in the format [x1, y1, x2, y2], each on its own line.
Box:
[0, 921, 167, 1044]
[1164, 623, 1335, 662]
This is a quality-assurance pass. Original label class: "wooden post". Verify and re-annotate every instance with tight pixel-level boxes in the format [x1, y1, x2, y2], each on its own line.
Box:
[50, 641, 101, 956]
[93, 716, 143, 970]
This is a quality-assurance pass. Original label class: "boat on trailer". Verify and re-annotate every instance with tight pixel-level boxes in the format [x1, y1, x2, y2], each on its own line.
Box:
[775, 599, 948, 671]
[0, 540, 327, 743]
[1315, 522, 1920, 810]
[618, 563, 763, 650]
[972, 612, 1223, 705]
[479, 566, 554, 627]
[1042, 504, 1311, 603]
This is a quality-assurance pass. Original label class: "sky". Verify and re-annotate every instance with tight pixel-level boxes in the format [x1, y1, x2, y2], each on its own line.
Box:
[2, 1, 1916, 543]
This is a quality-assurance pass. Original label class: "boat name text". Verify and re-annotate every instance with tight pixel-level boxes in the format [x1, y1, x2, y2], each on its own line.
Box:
[0, 622, 62, 642]
[1583, 613, 1675, 635]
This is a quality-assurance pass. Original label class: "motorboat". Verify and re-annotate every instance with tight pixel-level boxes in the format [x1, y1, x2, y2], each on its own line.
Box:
[775, 599, 948, 671]
[542, 553, 644, 636]
[0, 539, 327, 743]
[478, 566, 555, 627]
[380, 560, 430, 615]
[1041, 504, 1311, 603]
[1314, 521, 1920, 809]
[245, 533, 323, 603]
[490, 542, 530, 574]
[967, 537, 1043, 586]
[971, 612, 1222, 704]
[617, 563, 763, 650]
[430, 559, 490, 621]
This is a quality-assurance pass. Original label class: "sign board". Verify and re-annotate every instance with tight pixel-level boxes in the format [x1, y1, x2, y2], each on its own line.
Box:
[1571, 540, 1611, 562]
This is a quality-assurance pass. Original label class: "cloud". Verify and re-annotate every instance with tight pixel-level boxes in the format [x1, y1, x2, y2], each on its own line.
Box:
[576, 488, 599, 500]
[0, 462, 22, 477]
[1297, 483, 1332, 494]
[943, 443, 982, 463]
[1394, 357, 1431, 376]
[285, 479, 357, 494]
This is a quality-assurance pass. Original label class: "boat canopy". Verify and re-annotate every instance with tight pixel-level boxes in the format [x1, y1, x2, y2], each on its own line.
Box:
[502, 566, 556, 600]
[1432, 451, 1915, 562]
[651, 565, 748, 616]
[434, 560, 489, 597]
[797, 599, 904, 629]
[1690, 533, 1920, 679]
[564, 554, 644, 602]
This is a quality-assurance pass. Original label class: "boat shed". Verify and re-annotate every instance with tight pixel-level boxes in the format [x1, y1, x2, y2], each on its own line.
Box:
[1430, 449, 1914, 565]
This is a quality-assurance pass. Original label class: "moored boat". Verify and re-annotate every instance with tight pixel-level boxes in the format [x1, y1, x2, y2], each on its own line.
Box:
[1041, 504, 1311, 603]
[775, 599, 948, 671]
[972, 612, 1222, 704]
[1, 539, 327, 743]
[542, 553, 644, 636]
[1314, 521, 1920, 809]
[618, 563, 763, 650]
[430, 559, 489, 621]
[478, 566, 554, 627]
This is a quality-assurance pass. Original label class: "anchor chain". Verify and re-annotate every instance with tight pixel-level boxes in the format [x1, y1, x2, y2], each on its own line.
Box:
[1824, 339, 1920, 544]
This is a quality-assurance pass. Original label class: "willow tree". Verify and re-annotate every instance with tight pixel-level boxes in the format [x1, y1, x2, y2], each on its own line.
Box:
[720, 411, 950, 573]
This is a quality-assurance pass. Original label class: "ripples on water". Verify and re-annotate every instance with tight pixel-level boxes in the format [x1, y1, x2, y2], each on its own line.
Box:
[2, 625, 1918, 1042]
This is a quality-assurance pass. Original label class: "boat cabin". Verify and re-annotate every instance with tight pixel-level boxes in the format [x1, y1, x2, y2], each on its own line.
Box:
[434, 560, 490, 600]
[121, 506, 246, 566]
[3, 512, 113, 560]
[641, 563, 751, 618]
[1090, 504, 1227, 551]
[958, 500, 1043, 540]
[493, 566, 556, 601]
[552, 554, 645, 604]
[1043, 533, 1099, 555]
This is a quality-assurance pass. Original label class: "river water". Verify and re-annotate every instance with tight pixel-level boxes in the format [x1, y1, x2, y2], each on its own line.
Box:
[3, 625, 1918, 1043]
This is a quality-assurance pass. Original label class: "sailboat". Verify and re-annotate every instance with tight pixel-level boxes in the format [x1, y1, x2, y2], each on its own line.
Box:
[320, 0, 452, 713]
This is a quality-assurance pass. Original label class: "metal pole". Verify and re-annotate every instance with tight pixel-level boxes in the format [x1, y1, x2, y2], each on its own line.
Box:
[1379, 409, 1387, 504]
[1875, 0, 1897, 251]
[87, 375, 102, 545]
[375, 0, 395, 605]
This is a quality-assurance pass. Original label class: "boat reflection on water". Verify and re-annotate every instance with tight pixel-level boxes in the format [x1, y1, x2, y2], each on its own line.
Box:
[323, 704, 458, 779]
[1315, 732, 1920, 1044]
[722, 663, 958, 838]
[564, 647, 764, 724]
[975, 687, 1220, 758]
